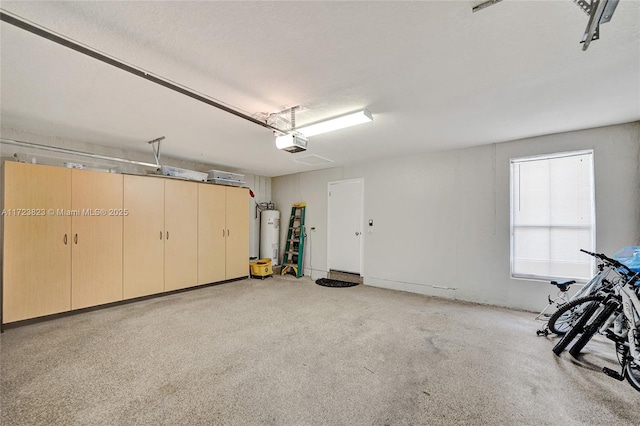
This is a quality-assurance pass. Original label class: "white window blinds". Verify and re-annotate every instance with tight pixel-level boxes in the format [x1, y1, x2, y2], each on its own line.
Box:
[510, 151, 595, 281]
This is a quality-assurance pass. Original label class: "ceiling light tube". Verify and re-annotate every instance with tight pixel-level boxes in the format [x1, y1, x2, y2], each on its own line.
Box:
[296, 109, 373, 137]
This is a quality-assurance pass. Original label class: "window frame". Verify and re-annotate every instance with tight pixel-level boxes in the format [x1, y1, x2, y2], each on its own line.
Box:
[509, 149, 596, 282]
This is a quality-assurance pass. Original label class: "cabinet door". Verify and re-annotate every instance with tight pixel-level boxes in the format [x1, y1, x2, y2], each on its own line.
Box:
[164, 180, 198, 291]
[198, 184, 226, 284]
[123, 175, 164, 299]
[3, 162, 72, 323]
[225, 187, 249, 279]
[71, 170, 123, 309]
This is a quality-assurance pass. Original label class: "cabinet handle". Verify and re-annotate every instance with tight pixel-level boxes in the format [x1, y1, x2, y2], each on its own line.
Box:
[166, 231, 169, 240]
[64, 234, 68, 245]
[74, 234, 78, 244]
[160, 231, 163, 240]
[227, 229, 230, 237]
[222, 229, 225, 237]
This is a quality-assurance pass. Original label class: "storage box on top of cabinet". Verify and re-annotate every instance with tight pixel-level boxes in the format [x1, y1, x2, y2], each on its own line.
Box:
[207, 170, 245, 186]
[159, 165, 207, 182]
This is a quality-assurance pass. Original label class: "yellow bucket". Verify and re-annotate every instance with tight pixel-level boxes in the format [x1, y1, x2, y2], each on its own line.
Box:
[250, 258, 273, 277]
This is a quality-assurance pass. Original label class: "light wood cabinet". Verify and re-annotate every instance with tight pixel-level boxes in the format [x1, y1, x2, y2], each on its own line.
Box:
[198, 185, 249, 282]
[3, 162, 72, 323]
[225, 186, 250, 279]
[123, 175, 164, 299]
[3, 163, 249, 325]
[198, 184, 226, 284]
[71, 169, 123, 309]
[124, 177, 200, 295]
[164, 180, 198, 291]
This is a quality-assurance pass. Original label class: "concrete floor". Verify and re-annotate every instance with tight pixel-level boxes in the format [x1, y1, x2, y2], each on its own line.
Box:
[1, 276, 638, 425]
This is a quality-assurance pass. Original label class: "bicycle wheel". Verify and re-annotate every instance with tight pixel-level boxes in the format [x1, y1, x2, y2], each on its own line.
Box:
[552, 298, 603, 356]
[625, 358, 640, 392]
[569, 300, 619, 358]
[548, 295, 604, 335]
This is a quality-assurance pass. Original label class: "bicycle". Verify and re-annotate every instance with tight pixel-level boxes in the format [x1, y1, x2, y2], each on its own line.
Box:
[535, 279, 576, 336]
[608, 269, 640, 391]
[549, 249, 640, 392]
[536, 260, 615, 336]
[552, 250, 629, 355]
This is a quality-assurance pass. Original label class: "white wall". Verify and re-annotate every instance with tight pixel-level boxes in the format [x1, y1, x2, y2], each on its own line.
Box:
[272, 122, 640, 312]
[0, 128, 272, 259]
[244, 174, 272, 259]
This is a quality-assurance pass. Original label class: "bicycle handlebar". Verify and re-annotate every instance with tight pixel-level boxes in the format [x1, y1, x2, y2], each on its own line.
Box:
[580, 249, 634, 276]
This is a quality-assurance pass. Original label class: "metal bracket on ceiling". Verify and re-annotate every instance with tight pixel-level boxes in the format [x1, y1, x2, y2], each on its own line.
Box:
[580, 0, 619, 51]
[266, 106, 302, 134]
[582, 21, 600, 44]
[573, 0, 616, 22]
[472, 0, 619, 51]
[147, 136, 165, 168]
[472, 0, 504, 13]
[290, 106, 299, 131]
[473, 0, 594, 15]
[597, 0, 619, 24]
[573, 0, 593, 15]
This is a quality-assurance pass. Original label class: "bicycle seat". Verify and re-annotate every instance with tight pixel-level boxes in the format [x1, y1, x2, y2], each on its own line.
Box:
[550, 280, 575, 292]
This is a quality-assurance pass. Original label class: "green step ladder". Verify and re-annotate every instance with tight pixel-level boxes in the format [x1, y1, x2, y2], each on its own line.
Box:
[281, 202, 306, 278]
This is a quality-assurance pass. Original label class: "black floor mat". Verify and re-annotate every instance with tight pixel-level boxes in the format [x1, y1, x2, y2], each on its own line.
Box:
[315, 278, 359, 288]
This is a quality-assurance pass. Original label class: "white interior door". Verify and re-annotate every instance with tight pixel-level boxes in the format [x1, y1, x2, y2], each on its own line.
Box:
[328, 179, 363, 274]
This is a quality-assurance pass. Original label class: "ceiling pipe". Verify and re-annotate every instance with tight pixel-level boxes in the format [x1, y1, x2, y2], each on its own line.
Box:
[0, 10, 286, 135]
[1, 138, 160, 168]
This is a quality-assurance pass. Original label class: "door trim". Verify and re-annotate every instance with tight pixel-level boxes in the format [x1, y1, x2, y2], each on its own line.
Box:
[327, 178, 364, 277]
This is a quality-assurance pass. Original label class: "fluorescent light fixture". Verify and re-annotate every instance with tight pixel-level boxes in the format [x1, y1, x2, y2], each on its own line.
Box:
[296, 109, 373, 137]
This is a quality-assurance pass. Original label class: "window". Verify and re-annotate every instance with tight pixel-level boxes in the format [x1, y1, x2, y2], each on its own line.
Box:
[510, 150, 595, 281]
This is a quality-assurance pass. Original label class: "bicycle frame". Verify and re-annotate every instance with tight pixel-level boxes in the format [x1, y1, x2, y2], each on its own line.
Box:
[535, 289, 572, 321]
[535, 266, 612, 324]
[573, 266, 611, 299]
[620, 281, 640, 363]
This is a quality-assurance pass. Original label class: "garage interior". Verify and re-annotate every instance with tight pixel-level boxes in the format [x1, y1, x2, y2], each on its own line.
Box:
[1, 1, 639, 425]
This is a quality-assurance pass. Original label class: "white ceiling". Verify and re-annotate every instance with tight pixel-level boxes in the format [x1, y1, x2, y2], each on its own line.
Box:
[1, 1, 638, 177]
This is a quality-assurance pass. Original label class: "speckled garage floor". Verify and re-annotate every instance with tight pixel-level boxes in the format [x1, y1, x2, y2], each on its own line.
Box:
[1, 276, 638, 425]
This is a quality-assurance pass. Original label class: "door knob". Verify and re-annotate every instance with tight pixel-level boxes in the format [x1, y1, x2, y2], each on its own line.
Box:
[355, 231, 361, 236]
